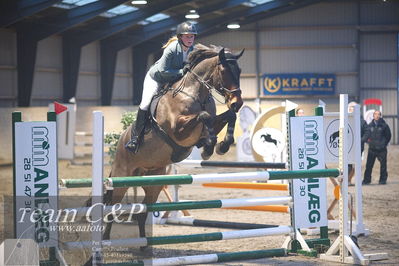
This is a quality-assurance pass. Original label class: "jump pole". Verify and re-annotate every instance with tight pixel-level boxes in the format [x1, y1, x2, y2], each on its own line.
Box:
[62, 196, 292, 216]
[178, 159, 287, 169]
[202, 182, 288, 190]
[59, 169, 339, 188]
[102, 248, 286, 266]
[64, 226, 292, 249]
[165, 217, 280, 229]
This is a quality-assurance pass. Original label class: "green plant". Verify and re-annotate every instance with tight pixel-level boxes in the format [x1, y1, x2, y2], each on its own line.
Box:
[104, 111, 137, 164]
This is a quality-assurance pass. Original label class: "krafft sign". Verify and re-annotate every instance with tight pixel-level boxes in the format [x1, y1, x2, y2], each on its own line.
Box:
[263, 73, 335, 95]
[14, 121, 58, 247]
[290, 116, 327, 229]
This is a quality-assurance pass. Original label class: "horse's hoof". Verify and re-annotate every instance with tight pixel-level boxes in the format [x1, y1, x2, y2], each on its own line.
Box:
[215, 142, 230, 155]
[201, 151, 211, 160]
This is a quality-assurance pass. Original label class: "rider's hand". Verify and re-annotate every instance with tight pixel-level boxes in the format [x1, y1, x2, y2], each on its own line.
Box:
[182, 64, 191, 74]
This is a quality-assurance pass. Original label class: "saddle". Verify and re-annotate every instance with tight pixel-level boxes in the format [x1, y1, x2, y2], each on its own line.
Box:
[145, 89, 192, 163]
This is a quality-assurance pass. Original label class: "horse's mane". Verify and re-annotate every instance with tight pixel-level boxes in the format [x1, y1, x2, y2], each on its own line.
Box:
[187, 44, 226, 70]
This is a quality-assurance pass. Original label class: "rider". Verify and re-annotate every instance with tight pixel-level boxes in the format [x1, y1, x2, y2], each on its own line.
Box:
[125, 21, 197, 153]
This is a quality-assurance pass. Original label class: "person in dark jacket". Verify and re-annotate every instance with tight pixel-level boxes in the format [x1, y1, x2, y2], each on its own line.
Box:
[363, 110, 391, 185]
[125, 21, 197, 153]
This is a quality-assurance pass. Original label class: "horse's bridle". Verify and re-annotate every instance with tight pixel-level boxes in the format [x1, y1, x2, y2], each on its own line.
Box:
[186, 60, 241, 104]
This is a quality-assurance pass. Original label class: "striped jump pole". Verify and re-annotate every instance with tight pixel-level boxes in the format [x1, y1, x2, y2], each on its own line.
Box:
[203, 182, 288, 191]
[104, 169, 339, 188]
[224, 205, 290, 213]
[62, 196, 291, 216]
[201, 182, 289, 212]
[102, 248, 286, 266]
[178, 160, 287, 169]
[60, 170, 339, 189]
[64, 226, 292, 250]
[165, 217, 279, 229]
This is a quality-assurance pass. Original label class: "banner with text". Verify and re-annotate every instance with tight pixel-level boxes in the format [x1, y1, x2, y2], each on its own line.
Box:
[15, 121, 58, 247]
[263, 73, 335, 95]
[290, 116, 327, 229]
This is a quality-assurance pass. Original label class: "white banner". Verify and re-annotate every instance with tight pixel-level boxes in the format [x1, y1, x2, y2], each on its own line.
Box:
[15, 121, 58, 247]
[324, 113, 355, 164]
[290, 116, 327, 229]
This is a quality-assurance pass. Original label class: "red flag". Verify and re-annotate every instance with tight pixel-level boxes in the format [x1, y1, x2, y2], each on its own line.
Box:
[54, 101, 68, 115]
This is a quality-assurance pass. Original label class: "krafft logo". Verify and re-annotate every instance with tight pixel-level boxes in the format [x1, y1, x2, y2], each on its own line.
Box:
[263, 73, 335, 95]
[325, 119, 353, 158]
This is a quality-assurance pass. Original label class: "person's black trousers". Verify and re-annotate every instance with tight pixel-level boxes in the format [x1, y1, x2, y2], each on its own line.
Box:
[363, 148, 388, 183]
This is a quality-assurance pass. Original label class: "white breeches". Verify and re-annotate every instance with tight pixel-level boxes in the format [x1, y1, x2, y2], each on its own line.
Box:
[139, 72, 160, 111]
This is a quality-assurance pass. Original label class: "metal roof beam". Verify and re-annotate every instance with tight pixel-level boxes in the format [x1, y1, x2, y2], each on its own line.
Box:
[103, 16, 183, 51]
[239, 0, 322, 28]
[139, 0, 321, 55]
[196, 0, 299, 33]
[100, 43, 118, 106]
[62, 38, 81, 103]
[0, 0, 62, 27]
[199, 0, 321, 37]
[103, 0, 249, 52]
[16, 31, 37, 106]
[63, 0, 190, 47]
[16, 0, 128, 41]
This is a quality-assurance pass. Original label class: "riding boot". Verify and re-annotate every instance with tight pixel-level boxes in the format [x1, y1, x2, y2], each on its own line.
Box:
[125, 108, 148, 153]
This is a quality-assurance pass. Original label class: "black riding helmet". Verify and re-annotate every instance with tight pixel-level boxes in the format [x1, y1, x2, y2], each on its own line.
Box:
[176, 21, 198, 36]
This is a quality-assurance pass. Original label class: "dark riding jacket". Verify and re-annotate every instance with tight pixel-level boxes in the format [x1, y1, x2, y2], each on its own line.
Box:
[360, 117, 368, 153]
[149, 40, 194, 84]
[365, 118, 391, 151]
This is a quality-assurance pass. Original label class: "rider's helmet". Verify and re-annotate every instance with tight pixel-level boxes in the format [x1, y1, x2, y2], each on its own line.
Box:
[176, 22, 198, 36]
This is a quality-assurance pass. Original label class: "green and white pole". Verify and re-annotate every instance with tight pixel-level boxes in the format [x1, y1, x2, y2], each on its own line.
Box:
[103, 248, 286, 266]
[64, 226, 291, 249]
[59, 169, 339, 189]
[63, 196, 292, 216]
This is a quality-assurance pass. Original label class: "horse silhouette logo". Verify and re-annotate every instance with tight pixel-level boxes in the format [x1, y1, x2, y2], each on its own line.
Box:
[325, 119, 354, 159]
[252, 128, 285, 158]
[329, 130, 339, 148]
[260, 133, 278, 146]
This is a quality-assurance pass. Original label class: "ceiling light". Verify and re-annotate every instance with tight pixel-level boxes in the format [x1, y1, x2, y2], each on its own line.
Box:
[227, 22, 240, 29]
[131, 0, 147, 4]
[185, 10, 199, 19]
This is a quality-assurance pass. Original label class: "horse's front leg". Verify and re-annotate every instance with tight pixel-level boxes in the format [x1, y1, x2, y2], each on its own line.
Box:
[213, 110, 237, 155]
[197, 111, 217, 160]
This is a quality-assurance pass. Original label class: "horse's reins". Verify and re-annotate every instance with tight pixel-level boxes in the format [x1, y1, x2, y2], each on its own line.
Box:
[186, 62, 241, 104]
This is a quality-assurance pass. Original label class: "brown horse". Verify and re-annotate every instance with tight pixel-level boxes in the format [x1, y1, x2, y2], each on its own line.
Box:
[105, 44, 244, 242]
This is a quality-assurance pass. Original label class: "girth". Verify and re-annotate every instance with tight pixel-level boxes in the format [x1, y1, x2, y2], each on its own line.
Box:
[149, 94, 192, 163]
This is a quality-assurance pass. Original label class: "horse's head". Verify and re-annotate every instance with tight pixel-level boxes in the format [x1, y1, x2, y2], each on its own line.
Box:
[217, 48, 244, 112]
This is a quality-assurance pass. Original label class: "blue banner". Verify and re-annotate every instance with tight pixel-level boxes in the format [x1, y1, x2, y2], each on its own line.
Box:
[262, 73, 335, 95]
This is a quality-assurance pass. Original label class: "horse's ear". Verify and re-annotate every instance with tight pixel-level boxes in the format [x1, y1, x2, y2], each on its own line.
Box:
[219, 48, 226, 64]
[234, 49, 245, 59]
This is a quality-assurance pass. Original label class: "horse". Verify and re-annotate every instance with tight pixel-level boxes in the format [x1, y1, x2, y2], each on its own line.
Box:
[103, 44, 244, 244]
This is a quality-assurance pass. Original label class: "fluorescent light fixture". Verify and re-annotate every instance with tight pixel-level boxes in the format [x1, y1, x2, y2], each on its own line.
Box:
[227, 22, 240, 29]
[185, 10, 199, 19]
[131, 0, 147, 4]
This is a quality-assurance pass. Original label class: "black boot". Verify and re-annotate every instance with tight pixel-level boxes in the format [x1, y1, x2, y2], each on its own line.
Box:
[125, 108, 148, 153]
